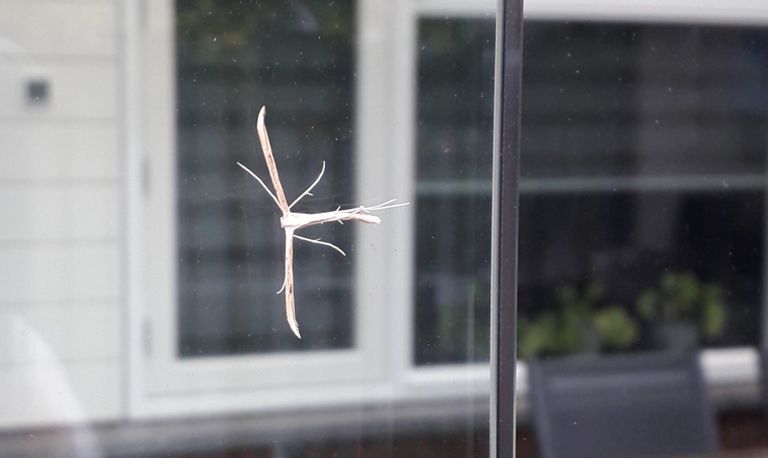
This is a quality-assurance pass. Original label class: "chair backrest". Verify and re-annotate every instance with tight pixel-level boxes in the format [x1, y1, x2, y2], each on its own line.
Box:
[528, 352, 719, 458]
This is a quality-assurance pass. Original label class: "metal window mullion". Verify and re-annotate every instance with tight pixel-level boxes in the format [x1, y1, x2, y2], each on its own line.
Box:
[491, 0, 523, 456]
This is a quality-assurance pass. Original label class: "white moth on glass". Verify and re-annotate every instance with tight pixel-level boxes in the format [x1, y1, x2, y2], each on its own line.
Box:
[237, 106, 408, 338]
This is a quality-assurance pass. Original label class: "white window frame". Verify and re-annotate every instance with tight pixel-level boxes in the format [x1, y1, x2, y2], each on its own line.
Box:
[129, 0, 410, 417]
[126, 0, 768, 418]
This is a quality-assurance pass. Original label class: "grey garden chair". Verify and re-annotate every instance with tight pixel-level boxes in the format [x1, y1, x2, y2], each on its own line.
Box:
[528, 352, 720, 458]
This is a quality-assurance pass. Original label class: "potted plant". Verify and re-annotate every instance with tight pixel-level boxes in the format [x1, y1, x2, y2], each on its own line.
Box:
[519, 281, 638, 359]
[635, 271, 726, 351]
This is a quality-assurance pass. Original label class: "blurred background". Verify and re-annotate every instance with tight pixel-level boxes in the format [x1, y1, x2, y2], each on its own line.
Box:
[1, 0, 768, 457]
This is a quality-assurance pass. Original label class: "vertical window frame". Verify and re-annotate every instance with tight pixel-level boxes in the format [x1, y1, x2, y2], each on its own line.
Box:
[136, 0, 390, 406]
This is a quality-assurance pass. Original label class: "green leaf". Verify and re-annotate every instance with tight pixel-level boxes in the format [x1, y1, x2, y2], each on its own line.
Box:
[594, 307, 638, 349]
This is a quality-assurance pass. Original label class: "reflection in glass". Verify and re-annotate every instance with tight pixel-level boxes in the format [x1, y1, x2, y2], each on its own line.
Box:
[415, 19, 768, 364]
[175, 0, 356, 356]
[415, 20, 495, 365]
[520, 23, 768, 358]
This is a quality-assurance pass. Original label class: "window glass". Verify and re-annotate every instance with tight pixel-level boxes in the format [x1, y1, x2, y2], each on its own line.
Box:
[176, 0, 356, 356]
[416, 18, 768, 364]
[10, 0, 768, 455]
[0, 1, 498, 456]
[415, 19, 495, 365]
[520, 23, 768, 358]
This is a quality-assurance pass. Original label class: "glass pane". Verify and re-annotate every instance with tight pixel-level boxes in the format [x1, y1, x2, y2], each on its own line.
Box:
[415, 19, 495, 365]
[519, 23, 768, 359]
[515, 20, 768, 458]
[523, 23, 767, 179]
[176, 0, 355, 356]
[413, 18, 768, 366]
[0, 1, 495, 457]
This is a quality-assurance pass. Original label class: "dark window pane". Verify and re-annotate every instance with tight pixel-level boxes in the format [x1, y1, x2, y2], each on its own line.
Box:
[415, 19, 768, 364]
[519, 23, 768, 358]
[415, 20, 495, 365]
[176, 0, 356, 357]
[522, 23, 768, 179]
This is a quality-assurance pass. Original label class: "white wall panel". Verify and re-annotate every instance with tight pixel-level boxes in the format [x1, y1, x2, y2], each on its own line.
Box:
[0, 1, 115, 57]
[0, 61, 116, 119]
[0, 304, 119, 364]
[0, 185, 118, 241]
[0, 361, 120, 428]
[0, 0, 124, 431]
[0, 123, 118, 180]
[0, 244, 119, 303]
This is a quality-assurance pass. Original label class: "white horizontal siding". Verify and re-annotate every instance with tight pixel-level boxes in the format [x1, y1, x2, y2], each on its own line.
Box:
[0, 0, 123, 430]
[0, 360, 120, 428]
[0, 184, 118, 241]
[0, 0, 115, 57]
[0, 60, 117, 119]
[0, 243, 119, 304]
[0, 123, 118, 180]
[0, 304, 120, 365]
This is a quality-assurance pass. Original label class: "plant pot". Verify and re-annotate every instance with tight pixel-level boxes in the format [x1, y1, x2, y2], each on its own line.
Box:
[654, 322, 697, 351]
